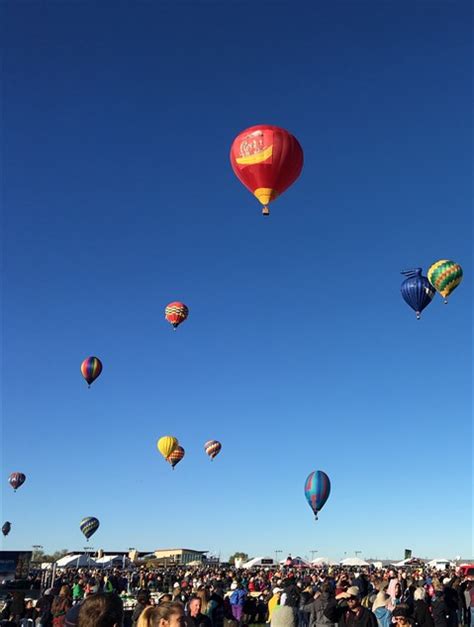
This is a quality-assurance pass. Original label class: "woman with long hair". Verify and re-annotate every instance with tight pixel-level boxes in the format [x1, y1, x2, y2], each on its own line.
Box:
[137, 602, 185, 627]
[51, 586, 72, 627]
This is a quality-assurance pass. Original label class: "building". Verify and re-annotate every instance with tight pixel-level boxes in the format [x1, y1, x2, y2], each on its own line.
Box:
[0, 550, 32, 581]
[153, 548, 207, 565]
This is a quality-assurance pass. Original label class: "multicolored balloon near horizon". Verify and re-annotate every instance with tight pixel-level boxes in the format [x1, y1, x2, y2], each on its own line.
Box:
[304, 470, 331, 520]
[167, 445, 185, 469]
[204, 440, 222, 460]
[400, 268, 436, 319]
[81, 356, 103, 387]
[230, 125, 304, 216]
[80, 516, 100, 540]
[9, 472, 26, 492]
[427, 260, 463, 303]
[2, 522, 11, 537]
[157, 436, 179, 460]
[165, 302, 189, 329]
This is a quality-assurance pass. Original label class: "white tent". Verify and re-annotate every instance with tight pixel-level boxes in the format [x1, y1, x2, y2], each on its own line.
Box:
[311, 557, 332, 565]
[279, 556, 311, 567]
[242, 556, 279, 569]
[56, 554, 97, 568]
[95, 555, 129, 568]
[427, 559, 451, 570]
[340, 557, 369, 567]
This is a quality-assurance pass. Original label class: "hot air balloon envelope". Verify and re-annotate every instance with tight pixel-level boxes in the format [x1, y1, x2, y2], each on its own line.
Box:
[2, 522, 11, 537]
[9, 472, 26, 491]
[167, 445, 185, 469]
[204, 440, 222, 460]
[81, 357, 103, 387]
[427, 260, 463, 303]
[80, 516, 100, 540]
[230, 125, 303, 216]
[157, 436, 179, 460]
[165, 302, 189, 329]
[304, 470, 331, 519]
[400, 268, 435, 319]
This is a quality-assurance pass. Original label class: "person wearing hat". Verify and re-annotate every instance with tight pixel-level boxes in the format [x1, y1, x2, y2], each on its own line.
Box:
[371, 592, 392, 627]
[268, 589, 283, 624]
[392, 605, 414, 627]
[271, 605, 295, 627]
[324, 586, 378, 627]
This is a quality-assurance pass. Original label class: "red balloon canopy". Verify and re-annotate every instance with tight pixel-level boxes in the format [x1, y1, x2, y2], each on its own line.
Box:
[230, 125, 304, 215]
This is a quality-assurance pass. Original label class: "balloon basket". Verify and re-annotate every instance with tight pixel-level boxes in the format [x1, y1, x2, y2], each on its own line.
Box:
[262, 206, 270, 216]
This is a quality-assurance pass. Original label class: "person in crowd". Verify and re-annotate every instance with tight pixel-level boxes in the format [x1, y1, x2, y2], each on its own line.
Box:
[392, 606, 414, 627]
[268, 588, 283, 624]
[73, 581, 85, 605]
[186, 597, 212, 627]
[371, 591, 391, 627]
[77, 593, 123, 627]
[132, 591, 152, 627]
[324, 585, 378, 627]
[52, 587, 72, 627]
[413, 588, 433, 627]
[302, 582, 335, 627]
[138, 603, 186, 627]
[228, 584, 246, 624]
[36, 588, 54, 627]
[271, 605, 295, 627]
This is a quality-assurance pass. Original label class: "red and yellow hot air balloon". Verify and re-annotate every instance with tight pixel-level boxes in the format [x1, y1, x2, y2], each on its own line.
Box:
[230, 125, 304, 216]
[165, 302, 189, 330]
[167, 445, 185, 470]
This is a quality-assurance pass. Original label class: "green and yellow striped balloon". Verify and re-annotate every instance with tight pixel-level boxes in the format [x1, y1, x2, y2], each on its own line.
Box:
[427, 259, 463, 303]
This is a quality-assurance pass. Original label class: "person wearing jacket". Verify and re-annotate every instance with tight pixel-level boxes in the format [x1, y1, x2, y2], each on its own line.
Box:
[324, 586, 378, 627]
[413, 588, 433, 627]
[228, 583, 246, 624]
[371, 592, 391, 627]
[302, 583, 335, 627]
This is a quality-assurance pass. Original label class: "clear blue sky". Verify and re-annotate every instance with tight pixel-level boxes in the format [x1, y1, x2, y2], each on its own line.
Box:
[1, 1, 472, 561]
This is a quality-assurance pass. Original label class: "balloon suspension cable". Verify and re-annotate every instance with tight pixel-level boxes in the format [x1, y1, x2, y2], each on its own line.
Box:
[262, 206, 270, 216]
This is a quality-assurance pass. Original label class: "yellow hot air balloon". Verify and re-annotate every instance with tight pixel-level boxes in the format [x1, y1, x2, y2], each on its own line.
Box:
[427, 259, 463, 303]
[157, 436, 178, 460]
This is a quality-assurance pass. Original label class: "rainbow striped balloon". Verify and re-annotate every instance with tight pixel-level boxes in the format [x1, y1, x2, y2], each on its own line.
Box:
[427, 260, 463, 303]
[204, 440, 222, 460]
[304, 470, 331, 520]
[81, 356, 103, 387]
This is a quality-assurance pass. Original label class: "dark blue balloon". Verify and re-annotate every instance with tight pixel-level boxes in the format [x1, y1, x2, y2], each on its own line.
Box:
[401, 268, 435, 319]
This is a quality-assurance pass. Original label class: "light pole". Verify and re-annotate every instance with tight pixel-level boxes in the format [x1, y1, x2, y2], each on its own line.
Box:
[355, 551, 362, 558]
[84, 546, 94, 569]
[310, 549, 318, 561]
[275, 549, 282, 564]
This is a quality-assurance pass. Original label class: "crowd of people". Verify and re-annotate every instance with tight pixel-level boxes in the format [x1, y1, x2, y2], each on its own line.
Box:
[1, 562, 473, 627]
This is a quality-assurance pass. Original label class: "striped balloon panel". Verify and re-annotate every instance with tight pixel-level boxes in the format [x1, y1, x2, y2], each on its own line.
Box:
[304, 470, 331, 515]
[427, 260, 463, 298]
[80, 516, 100, 539]
[9, 472, 26, 490]
[165, 302, 189, 327]
[204, 440, 222, 459]
[167, 446, 185, 467]
[81, 357, 103, 385]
